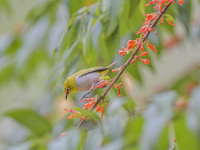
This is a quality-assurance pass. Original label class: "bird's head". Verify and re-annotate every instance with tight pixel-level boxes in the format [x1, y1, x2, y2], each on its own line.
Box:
[63, 77, 77, 100]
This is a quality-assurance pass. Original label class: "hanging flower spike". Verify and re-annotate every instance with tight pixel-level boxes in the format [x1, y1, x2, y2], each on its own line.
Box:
[59, 132, 68, 138]
[140, 59, 150, 65]
[94, 81, 109, 89]
[96, 105, 102, 113]
[165, 0, 174, 6]
[136, 25, 149, 35]
[158, 3, 162, 12]
[80, 97, 95, 102]
[80, 115, 90, 120]
[166, 19, 175, 26]
[140, 52, 148, 57]
[127, 40, 137, 49]
[144, 13, 158, 25]
[179, 0, 184, 6]
[159, 18, 164, 25]
[140, 43, 144, 54]
[147, 41, 157, 52]
[131, 59, 136, 64]
[118, 88, 122, 97]
[114, 83, 123, 97]
[119, 50, 128, 56]
[67, 113, 81, 119]
[101, 106, 105, 118]
[131, 55, 139, 64]
[145, 0, 158, 6]
[82, 100, 95, 110]
[112, 68, 119, 72]
[64, 109, 77, 113]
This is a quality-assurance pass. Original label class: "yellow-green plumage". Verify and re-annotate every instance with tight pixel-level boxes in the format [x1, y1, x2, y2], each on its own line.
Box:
[63, 62, 116, 97]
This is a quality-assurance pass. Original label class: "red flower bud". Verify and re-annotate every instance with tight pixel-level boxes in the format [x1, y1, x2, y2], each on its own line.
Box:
[166, 19, 175, 26]
[101, 106, 105, 118]
[140, 59, 150, 65]
[179, 0, 184, 6]
[119, 50, 128, 56]
[140, 52, 148, 56]
[147, 41, 157, 52]
[96, 105, 101, 113]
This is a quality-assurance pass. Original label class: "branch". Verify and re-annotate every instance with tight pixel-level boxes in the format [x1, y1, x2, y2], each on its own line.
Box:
[76, 2, 172, 128]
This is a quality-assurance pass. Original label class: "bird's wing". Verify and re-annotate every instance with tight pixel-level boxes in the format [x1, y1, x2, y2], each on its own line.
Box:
[79, 67, 108, 77]
[78, 61, 116, 77]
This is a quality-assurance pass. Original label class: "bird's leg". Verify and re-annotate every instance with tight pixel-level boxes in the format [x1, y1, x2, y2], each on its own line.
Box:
[80, 82, 100, 100]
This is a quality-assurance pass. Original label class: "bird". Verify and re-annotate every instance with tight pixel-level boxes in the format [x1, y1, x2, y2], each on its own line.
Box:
[63, 61, 116, 100]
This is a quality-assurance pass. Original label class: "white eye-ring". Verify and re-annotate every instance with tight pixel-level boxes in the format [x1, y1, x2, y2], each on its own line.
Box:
[66, 88, 70, 92]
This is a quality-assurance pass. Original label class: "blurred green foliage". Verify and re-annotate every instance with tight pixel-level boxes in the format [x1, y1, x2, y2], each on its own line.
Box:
[1, 0, 200, 149]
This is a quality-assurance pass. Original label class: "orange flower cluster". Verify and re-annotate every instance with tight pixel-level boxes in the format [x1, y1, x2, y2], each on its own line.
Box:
[119, 39, 140, 56]
[94, 80, 111, 89]
[65, 97, 106, 120]
[114, 83, 123, 97]
[64, 109, 81, 119]
[95, 105, 105, 118]
[146, 0, 184, 12]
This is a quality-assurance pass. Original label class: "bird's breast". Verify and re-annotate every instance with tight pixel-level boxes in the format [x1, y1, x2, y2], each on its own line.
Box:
[75, 72, 100, 91]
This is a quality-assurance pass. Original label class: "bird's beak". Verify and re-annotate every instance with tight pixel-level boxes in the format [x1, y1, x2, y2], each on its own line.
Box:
[65, 91, 68, 100]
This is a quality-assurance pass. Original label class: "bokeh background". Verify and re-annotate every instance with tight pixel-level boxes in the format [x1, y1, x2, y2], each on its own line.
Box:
[0, 0, 200, 149]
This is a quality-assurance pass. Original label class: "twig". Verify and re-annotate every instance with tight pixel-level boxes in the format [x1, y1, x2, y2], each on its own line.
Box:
[76, 2, 172, 128]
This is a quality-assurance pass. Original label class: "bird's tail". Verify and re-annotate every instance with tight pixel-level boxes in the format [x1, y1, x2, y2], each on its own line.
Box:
[107, 61, 117, 69]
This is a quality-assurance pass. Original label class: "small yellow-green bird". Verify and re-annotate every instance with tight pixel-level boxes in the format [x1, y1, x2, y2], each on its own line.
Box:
[63, 61, 116, 100]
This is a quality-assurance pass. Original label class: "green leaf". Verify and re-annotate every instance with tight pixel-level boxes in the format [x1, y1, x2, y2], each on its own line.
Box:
[73, 107, 83, 112]
[73, 107, 100, 121]
[5, 109, 52, 136]
[174, 117, 200, 150]
[82, 18, 98, 65]
[139, 0, 145, 15]
[83, 110, 100, 122]
[101, 0, 125, 38]
[187, 86, 200, 135]
[177, 0, 192, 33]
[85, 127, 103, 150]
[92, 20, 102, 51]
[140, 91, 176, 150]
[119, 0, 143, 35]
[123, 98, 135, 113]
[165, 14, 174, 22]
[124, 116, 144, 149]
[126, 60, 142, 83]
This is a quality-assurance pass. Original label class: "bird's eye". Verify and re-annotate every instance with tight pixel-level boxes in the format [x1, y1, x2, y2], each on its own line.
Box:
[66, 88, 70, 92]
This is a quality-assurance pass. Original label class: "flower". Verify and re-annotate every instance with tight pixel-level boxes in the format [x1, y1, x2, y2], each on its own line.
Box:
[140, 52, 148, 56]
[166, 19, 175, 26]
[101, 106, 105, 118]
[112, 68, 119, 72]
[59, 132, 68, 138]
[179, 0, 184, 6]
[82, 100, 95, 110]
[136, 25, 149, 35]
[147, 41, 157, 52]
[140, 59, 150, 65]
[140, 43, 144, 54]
[119, 50, 128, 56]
[67, 113, 81, 119]
[95, 105, 101, 113]
[80, 97, 95, 102]
[146, 0, 158, 6]
[127, 40, 137, 49]
[114, 83, 123, 97]
[144, 13, 158, 25]
[94, 81, 109, 89]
